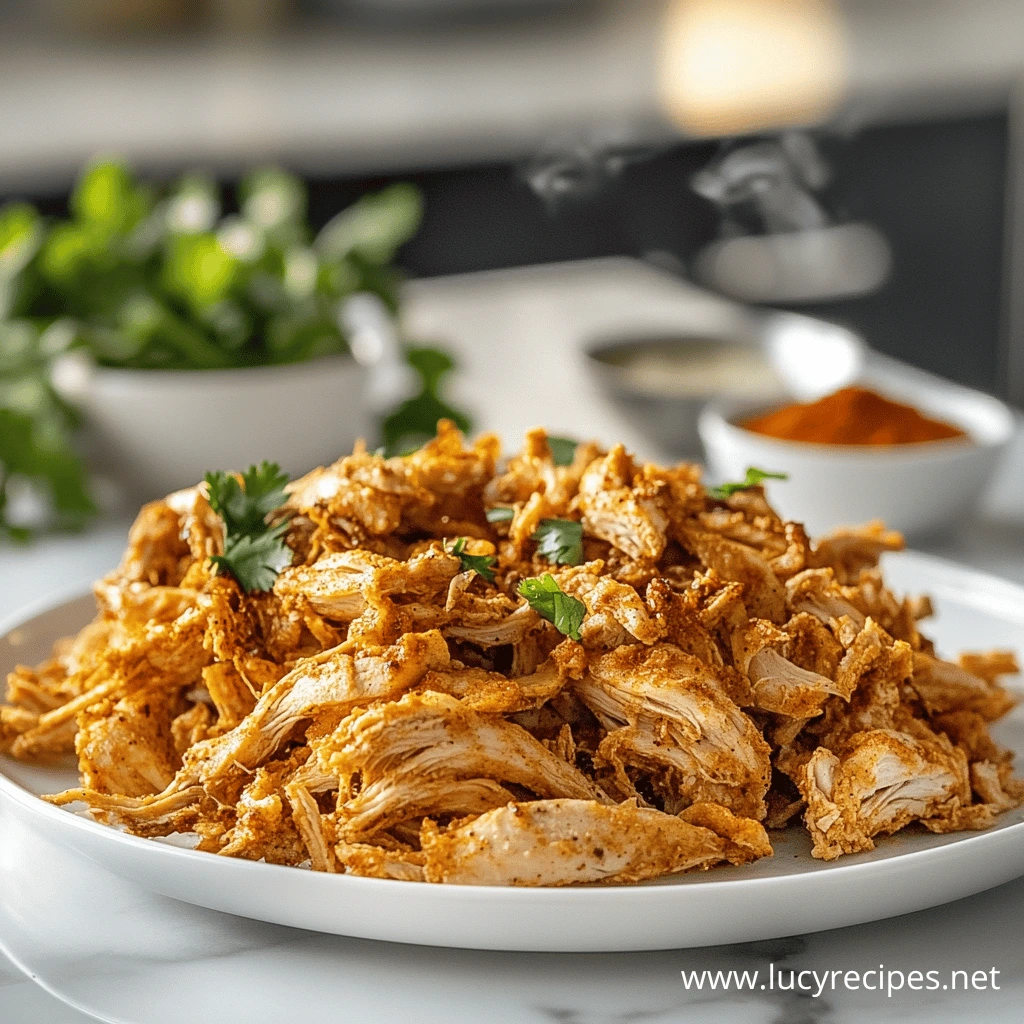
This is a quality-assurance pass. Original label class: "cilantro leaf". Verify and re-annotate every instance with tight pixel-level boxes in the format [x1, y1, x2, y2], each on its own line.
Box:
[531, 518, 584, 566]
[518, 573, 586, 641]
[547, 435, 578, 466]
[205, 461, 292, 591]
[205, 461, 289, 537]
[210, 523, 293, 593]
[448, 536, 497, 583]
[485, 506, 514, 523]
[708, 467, 788, 501]
[380, 346, 472, 457]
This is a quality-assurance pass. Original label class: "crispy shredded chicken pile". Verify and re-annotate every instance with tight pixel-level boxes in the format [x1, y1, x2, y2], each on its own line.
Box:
[2, 423, 1021, 884]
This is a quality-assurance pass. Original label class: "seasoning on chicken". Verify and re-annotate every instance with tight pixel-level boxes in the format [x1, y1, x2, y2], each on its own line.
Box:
[2, 421, 1019, 883]
[419, 799, 771, 886]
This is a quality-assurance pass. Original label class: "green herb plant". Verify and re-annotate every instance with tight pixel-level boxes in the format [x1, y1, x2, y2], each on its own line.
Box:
[26, 162, 423, 371]
[0, 158, 473, 539]
[380, 346, 472, 456]
[0, 318, 94, 540]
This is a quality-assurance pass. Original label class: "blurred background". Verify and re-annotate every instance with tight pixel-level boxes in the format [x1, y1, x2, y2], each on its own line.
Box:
[0, 0, 1019, 386]
[3, 0, 1024, 548]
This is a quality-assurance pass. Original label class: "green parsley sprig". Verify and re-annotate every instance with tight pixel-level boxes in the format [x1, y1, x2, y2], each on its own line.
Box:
[531, 518, 584, 566]
[206, 461, 289, 536]
[518, 573, 586, 641]
[448, 536, 497, 583]
[547, 436, 578, 467]
[206, 461, 293, 592]
[210, 527, 292, 593]
[381, 347, 472, 457]
[708, 467, 788, 501]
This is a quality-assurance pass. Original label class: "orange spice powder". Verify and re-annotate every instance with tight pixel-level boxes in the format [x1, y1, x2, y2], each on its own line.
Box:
[742, 387, 967, 446]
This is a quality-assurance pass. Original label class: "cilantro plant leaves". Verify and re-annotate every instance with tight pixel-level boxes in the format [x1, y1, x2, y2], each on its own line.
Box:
[0, 158, 444, 538]
[448, 536, 497, 583]
[531, 518, 583, 566]
[0, 319, 95, 539]
[518, 573, 586, 641]
[708, 467, 788, 501]
[205, 461, 292, 592]
[21, 160, 421, 372]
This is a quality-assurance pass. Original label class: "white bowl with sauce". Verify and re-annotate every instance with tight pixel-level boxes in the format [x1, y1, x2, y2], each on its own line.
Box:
[585, 310, 865, 458]
[699, 374, 1015, 538]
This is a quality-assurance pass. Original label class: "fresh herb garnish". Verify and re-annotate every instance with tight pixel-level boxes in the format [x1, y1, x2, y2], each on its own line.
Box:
[205, 461, 292, 592]
[210, 526, 293, 594]
[205, 461, 290, 536]
[531, 518, 584, 566]
[547, 435, 578, 466]
[708, 467, 789, 500]
[448, 536, 497, 583]
[485, 506, 515, 523]
[380, 347, 472, 457]
[518, 573, 586, 641]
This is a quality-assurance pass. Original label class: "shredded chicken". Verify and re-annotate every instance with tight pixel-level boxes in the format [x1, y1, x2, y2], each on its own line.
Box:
[419, 799, 771, 885]
[574, 644, 771, 819]
[798, 727, 972, 860]
[3, 421, 1019, 883]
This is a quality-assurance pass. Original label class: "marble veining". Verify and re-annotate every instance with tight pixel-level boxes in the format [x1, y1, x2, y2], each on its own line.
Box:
[4, 806, 1024, 1024]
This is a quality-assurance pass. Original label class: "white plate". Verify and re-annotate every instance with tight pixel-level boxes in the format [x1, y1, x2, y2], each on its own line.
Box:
[2, 550, 1024, 953]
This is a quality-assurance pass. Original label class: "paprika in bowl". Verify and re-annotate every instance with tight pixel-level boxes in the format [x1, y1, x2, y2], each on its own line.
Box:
[698, 381, 1014, 538]
[742, 387, 967, 447]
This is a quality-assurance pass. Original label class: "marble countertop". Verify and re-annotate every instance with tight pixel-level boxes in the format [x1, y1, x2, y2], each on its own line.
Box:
[3, 258, 1024, 1022]
[3, 803, 1024, 1024]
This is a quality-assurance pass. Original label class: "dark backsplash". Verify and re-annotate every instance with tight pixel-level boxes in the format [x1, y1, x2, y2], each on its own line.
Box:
[325, 112, 1012, 397]
[8, 111, 1009, 395]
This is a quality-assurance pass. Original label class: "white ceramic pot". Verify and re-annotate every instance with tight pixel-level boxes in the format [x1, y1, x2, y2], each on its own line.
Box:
[76, 355, 370, 501]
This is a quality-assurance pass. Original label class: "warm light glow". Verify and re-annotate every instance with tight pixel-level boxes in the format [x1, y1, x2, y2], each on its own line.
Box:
[658, 0, 847, 137]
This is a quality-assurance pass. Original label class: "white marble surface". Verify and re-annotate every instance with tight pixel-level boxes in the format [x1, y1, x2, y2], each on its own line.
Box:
[3, 258, 1024, 1022]
[3, 803, 1024, 1024]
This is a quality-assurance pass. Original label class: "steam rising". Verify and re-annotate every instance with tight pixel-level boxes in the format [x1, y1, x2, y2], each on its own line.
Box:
[689, 132, 891, 302]
[521, 127, 890, 304]
[521, 132, 668, 213]
[691, 132, 831, 233]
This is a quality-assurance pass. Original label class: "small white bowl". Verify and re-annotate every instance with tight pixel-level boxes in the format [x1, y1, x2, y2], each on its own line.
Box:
[698, 377, 1015, 538]
[74, 355, 371, 501]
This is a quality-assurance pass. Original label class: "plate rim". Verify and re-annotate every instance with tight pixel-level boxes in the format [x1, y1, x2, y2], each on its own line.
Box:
[3, 548, 1024, 901]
